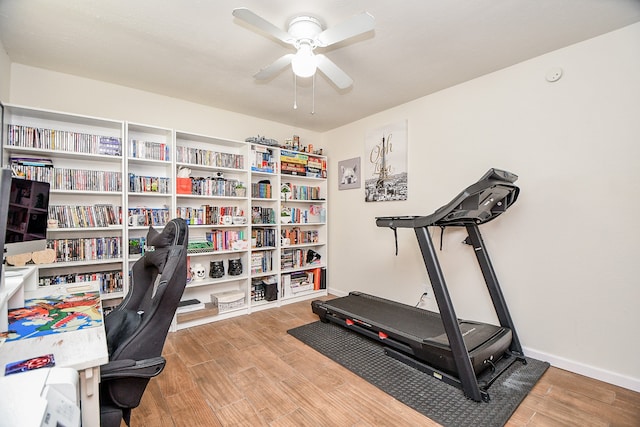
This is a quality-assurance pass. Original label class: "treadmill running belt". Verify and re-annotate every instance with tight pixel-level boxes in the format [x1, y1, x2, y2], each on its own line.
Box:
[313, 292, 512, 376]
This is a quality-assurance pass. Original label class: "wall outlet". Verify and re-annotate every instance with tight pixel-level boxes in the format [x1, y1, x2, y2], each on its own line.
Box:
[421, 283, 431, 296]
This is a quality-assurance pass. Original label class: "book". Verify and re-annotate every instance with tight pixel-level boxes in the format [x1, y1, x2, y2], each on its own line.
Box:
[177, 299, 205, 313]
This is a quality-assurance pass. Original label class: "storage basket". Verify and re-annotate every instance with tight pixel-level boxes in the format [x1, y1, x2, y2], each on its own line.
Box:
[211, 291, 245, 312]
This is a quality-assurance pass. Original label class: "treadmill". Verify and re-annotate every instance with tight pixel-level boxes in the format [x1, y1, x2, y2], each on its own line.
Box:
[312, 168, 525, 402]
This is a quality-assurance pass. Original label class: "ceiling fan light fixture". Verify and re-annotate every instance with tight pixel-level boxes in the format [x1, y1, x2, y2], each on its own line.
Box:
[291, 43, 317, 78]
[233, 8, 375, 89]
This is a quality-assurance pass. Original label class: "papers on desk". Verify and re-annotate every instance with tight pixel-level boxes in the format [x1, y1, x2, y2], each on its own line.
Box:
[5, 292, 103, 342]
[0, 367, 80, 427]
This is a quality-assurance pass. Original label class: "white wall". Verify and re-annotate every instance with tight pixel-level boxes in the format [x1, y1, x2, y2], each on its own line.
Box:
[8, 64, 322, 146]
[323, 23, 640, 391]
[0, 39, 10, 102]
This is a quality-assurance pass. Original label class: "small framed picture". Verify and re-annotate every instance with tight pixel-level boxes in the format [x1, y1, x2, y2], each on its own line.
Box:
[338, 157, 361, 190]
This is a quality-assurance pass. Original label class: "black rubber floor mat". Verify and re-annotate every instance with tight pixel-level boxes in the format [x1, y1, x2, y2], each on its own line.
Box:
[288, 321, 549, 427]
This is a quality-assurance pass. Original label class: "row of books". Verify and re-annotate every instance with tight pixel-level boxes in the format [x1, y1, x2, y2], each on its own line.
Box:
[251, 182, 272, 199]
[281, 267, 325, 297]
[127, 207, 171, 227]
[251, 227, 277, 248]
[38, 270, 124, 295]
[47, 237, 122, 262]
[281, 248, 322, 270]
[283, 268, 325, 295]
[176, 146, 244, 169]
[280, 150, 327, 178]
[129, 139, 170, 161]
[281, 227, 319, 245]
[11, 164, 123, 192]
[281, 183, 323, 201]
[48, 204, 120, 228]
[182, 177, 242, 197]
[251, 206, 276, 224]
[250, 251, 273, 274]
[176, 205, 243, 225]
[205, 229, 247, 252]
[250, 145, 276, 172]
[128, 173, 171, 194]
[10, 156, 54, 169]
[6, 124, 123, 156]
[280, 162, 306, 175]
[285, 206, 325, 224]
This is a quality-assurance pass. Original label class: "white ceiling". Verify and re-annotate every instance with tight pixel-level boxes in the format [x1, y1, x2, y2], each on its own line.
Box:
[1, 0, 639, 132]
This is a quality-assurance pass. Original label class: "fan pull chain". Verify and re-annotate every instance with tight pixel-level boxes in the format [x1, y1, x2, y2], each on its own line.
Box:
[311, 73, 315, 115]
[293, 74, 298, 110]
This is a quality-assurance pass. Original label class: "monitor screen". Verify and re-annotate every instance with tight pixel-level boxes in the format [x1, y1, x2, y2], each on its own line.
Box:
[4, 175, 51, 259]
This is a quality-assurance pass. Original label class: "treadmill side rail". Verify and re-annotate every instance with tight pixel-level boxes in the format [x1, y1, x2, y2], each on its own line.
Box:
[413, 225, 484, 402]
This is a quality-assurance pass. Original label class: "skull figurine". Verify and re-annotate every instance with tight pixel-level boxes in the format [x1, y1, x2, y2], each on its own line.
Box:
[190, 263, 206, 281]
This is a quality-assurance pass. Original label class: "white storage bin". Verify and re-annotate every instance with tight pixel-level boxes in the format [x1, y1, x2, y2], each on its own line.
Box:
[211, 291, 245, 312]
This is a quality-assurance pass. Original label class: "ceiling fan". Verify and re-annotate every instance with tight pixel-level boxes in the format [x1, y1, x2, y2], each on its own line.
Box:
[232, 7, 375, 90]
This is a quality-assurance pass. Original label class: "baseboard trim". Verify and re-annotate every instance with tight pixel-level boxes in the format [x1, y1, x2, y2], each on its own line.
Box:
[325, 288, 640, 393]
[327, 287, 348, 297]
[521, 347, 639, 392]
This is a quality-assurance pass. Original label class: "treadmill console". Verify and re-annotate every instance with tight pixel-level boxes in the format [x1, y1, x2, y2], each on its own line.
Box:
[376, 168, 519, 228]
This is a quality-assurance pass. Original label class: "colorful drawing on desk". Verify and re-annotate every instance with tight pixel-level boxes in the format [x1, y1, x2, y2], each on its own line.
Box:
[5, 292, 103, 342]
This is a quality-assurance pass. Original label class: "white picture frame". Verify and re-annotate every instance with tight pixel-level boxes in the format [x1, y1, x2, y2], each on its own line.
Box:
[338, 157, 361, 190]
[364, 120, 408, 202]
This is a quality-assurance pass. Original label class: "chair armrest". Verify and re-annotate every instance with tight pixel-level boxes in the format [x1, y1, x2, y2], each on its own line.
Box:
[101, 356, 166, 380]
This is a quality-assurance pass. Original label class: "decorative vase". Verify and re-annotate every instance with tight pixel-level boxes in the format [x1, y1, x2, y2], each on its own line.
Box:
[209, 260, 225, 278]
[228, 258, 243, 276]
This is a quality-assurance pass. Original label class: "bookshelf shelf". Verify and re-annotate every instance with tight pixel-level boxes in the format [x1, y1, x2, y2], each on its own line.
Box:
[281, 263, 326, 274]
[51, 190, 123, 196]
[35, 258, 126, 269]
[176, 303, 220, 324]
[127, 157, 171, 166]
[4, 145, 123, 163]
[47, 226, 120, 233]
[251, 245, 277, 251]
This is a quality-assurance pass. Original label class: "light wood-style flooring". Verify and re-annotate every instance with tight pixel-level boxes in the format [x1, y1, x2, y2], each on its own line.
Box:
[126, 298, 640, 426]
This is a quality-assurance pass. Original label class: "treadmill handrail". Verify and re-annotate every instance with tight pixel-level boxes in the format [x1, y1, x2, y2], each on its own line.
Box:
[376, 168, 519, 229]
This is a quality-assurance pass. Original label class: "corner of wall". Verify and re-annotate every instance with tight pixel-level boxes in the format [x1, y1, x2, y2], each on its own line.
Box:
[0, 39, 11, 101]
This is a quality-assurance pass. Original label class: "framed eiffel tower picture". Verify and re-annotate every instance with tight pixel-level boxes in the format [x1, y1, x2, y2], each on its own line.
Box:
[364, 120, 408, 202]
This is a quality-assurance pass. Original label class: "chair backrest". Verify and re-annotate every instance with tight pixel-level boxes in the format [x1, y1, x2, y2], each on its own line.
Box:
[105, 217, 189, 362]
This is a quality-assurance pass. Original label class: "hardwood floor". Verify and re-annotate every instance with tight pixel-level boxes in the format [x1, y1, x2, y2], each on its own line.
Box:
[127, 298, 640, 426]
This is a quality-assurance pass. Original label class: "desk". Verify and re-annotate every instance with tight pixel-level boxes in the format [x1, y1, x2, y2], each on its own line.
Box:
[0, 266, 38, 331]
[0, 269, 108, 427]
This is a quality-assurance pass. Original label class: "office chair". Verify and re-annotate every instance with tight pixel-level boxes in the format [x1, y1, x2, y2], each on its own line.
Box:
[100, 218, 188, 427]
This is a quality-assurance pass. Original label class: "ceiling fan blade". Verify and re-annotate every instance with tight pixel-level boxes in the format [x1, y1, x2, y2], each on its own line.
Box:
[253, 54, 295, 80]
[232, 8, 294, 45]
[315, 54, 353, 89]
[316, 12, 375, 47]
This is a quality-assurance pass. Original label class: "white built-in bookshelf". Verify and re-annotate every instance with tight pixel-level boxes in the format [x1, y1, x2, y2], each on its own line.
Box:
[1, 104, 328, 329]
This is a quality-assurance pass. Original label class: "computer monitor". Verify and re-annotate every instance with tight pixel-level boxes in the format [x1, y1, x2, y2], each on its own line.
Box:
[3, 174, 51, 259]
